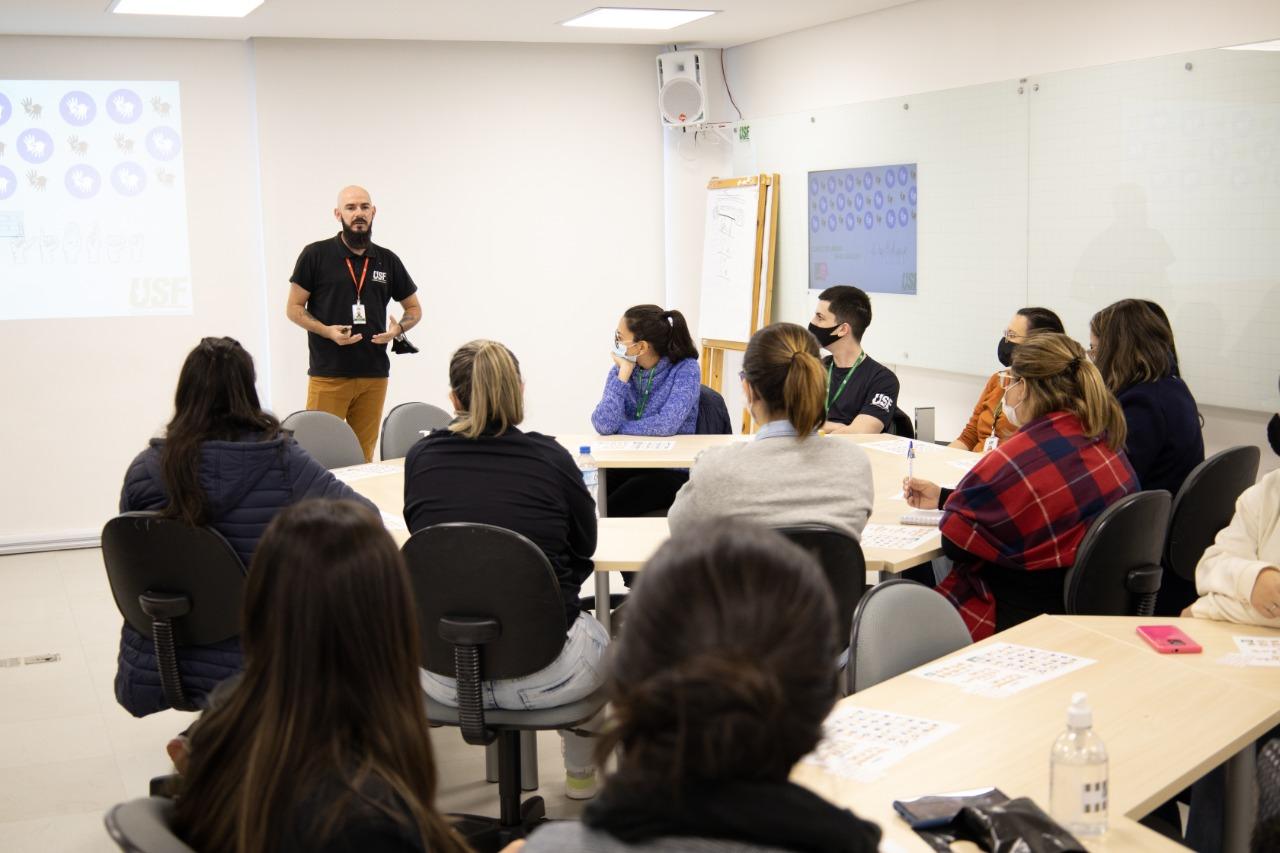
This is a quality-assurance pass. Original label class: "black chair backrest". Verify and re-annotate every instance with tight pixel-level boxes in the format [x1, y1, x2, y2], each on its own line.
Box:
[1065, 490, 1171, 618]
[101, 512, 246, 645]
[695, 384, 733, 435]
[1166, 445, 1261, 583]
[777, 525, 867, 646]
[888, 407, 915, 439]
[402, 523, 569, 680]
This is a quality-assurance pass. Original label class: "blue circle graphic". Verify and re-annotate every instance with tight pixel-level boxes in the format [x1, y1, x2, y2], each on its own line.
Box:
[59, 91, 97, 126]
[65, 164, 102, 199]
[111, 161, 147, 196]
[898, 166, 910, 185]
[17, 128, 54, 164]
[809, 177, 819, 195]
[819, 196, 829, 214]
[844, 212, 857, 230]
[908, 185, 918, 206]
[886, 210, 897, 229]
[863, 213, 874, 231]
[874, 190, 884, 210]
[0, 165, 16, 200]
[862, 172, 874, 190]
[898, 207, 909, 227]
[146, 127, 182, 161]
[854, 193, 864, 211]
[826, 214, 838, 232]
[0, 93, 11, 127]
[106, 88, 144, 124]
[826, 176, 837, 194]
[810, 214, 820, 233]
[844, 173, 857, 192]
[835, 194, 846, 211]
[885, 169, 897, 188]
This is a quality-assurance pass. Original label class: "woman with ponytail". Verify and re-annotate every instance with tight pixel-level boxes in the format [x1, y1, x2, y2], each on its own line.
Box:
[904, 333, 1139, 639]
[522, 520, 881, 853]
[117, 337, 372, 717]
[591, 304, 701, 437]
[668, 322, 873, 539]
[402, 339, 606, 798]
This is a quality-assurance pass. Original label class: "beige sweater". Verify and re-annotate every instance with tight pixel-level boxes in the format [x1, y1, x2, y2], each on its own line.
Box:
[667, 431, 874, 541]
[1190, 468, 1280, 627]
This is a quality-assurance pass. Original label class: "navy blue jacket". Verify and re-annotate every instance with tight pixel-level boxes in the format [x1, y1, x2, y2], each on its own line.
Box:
[1117, 376, 1204, 496]
[115, 435, 374, 717]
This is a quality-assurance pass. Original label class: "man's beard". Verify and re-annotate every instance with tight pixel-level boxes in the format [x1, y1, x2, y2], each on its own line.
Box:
[342, 218, 372, 249]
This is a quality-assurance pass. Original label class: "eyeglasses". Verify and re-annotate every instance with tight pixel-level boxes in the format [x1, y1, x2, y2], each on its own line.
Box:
[738, 370, 746, 381]
[1004, 329, 1025, 342]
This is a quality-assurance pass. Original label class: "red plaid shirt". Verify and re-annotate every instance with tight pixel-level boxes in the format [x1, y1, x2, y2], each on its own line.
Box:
[936, 410, 1138, 639]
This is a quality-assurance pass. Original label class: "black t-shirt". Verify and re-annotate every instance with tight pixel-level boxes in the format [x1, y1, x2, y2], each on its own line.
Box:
[290, 234, 418, 378]
[822, 353, 900, 429]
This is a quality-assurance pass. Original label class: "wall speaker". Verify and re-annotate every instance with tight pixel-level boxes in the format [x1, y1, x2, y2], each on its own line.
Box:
[656, 50, 705, 126]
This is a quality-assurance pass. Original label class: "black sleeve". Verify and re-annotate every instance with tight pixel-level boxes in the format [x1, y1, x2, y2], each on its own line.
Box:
[290, 244, 316, 292]
[387, 250, 417, 302]
[857, 366, 900, 428]
[546, 440, 597, 584]
[938, 487, 955, 507]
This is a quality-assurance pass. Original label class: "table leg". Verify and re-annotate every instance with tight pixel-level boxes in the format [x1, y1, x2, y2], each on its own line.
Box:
[594, 570, 612, 635]
[1223, 746, 1257, 853]
[596, 468, 609, 517]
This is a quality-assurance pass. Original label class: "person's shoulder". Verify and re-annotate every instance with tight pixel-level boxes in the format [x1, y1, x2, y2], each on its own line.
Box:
[862, 353, 899, 384]
[524, 430, 573, 458]
[820, 436, 873, 466]
[299, 235, 340, 257]
[671, 357, 701, 378]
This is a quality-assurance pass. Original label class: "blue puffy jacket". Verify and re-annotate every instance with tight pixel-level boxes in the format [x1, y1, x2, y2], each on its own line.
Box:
[115, 434, 375, 717]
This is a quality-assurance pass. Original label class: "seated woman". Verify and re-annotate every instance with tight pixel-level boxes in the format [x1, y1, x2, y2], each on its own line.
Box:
[950, 306, 1064, 452]
[522, 520, 881, 853]
[1090, 298, 1204, 614]
[404, 339, 605, 798]
[117, 336, 371, 717]
[173, 500, 470, 853]
[905, 333, 1138, 639]
[668, 322, 873, 540]
[591, 304, 701, 517]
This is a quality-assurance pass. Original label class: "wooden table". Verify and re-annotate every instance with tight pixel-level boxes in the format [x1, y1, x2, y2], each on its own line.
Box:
[794, 614, 1280, 852]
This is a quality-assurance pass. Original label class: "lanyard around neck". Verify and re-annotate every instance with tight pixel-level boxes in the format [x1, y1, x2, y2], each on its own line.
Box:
[345, 257, 369, 304]
[825, 351, 866, 410]
[635, 368, 656, 418]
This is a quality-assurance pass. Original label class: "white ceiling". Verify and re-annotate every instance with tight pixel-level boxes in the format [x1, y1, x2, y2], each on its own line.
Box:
[0, 0, 917, 48]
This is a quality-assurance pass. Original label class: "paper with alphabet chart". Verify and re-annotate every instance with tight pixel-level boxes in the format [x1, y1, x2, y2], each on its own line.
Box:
[331, 462, 403, 483]
[803, 705, 958, 782]
[861, 437, 945, 457]
[1230, 636, 1280, 667]
[913, 642, 1096, 697]
[860, 523, 939, 550]
[597, 440, 676, 451]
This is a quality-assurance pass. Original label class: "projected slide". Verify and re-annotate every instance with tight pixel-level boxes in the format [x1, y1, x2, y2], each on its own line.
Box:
[0, 81, 192, 319]
[808, 164, 917, 295]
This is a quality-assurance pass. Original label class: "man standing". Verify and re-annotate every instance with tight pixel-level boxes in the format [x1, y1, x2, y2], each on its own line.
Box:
[286, 186, 421, 461]
[808, 285, 900, 434]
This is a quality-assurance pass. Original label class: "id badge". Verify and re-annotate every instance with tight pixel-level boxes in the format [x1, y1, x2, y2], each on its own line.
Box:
[983, 433, 999, 453]
[352, 303, 367, 325]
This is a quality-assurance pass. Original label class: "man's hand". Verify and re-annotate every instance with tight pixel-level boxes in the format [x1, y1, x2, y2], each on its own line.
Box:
[821, 420, 849, 434]
[371, 315, 402, 345]
[326, 324, 363, 346]
[1249, 567, 1280, 618]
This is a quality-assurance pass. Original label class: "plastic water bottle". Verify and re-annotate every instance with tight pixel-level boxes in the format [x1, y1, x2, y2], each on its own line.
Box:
[577, 445, 599, 514]
[1050, 692, 1109, 836]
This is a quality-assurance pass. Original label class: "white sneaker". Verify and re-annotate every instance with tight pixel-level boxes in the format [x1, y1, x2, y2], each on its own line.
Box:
[565, 768, 598, 800]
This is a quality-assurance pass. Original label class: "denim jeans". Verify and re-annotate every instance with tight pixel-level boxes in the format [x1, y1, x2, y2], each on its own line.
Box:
[421, 612, 608, 771]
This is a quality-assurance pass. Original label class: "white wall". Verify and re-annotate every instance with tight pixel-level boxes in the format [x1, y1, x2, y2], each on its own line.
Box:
[0, 36, 269, 548]
[252, 38, 664, 440]
[668, 0, 1280, 470]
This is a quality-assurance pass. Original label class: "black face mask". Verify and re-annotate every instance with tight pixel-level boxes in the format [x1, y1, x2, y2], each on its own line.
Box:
[808, 321, 844, 350]
[1268, 413, 1280, 457]
[997, 337, 1015, 368]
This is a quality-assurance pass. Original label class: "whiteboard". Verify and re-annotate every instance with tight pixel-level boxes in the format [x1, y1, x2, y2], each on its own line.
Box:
[731, 45, 1280, 412]
[699, 178, 768, 342]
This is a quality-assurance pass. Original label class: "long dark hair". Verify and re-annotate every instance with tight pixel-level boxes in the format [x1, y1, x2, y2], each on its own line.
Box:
[623, 305, 698, 364]
[174, 500, 469, 853]
[598, 520, 838, 789]
[1090, 299, 1174, 392]
[1016, 306, 1065, 335]
[742, 323, 826, 437]
[161, 337, 279, 526]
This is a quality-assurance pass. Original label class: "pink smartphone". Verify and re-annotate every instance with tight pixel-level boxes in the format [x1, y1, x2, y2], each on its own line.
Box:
[1136, 625, 1203, 654]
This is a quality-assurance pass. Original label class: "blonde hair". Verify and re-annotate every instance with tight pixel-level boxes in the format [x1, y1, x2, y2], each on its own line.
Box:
[742, 323, 826, 437]
[1012, 332, 1127, 451]
[447, 340, 523, 439]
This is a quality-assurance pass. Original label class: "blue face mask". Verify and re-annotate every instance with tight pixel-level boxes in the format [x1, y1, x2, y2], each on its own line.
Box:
[612, 338, 639, 364]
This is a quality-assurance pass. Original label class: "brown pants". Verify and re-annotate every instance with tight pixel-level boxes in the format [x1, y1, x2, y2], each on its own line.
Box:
[306, 376, 388, 462]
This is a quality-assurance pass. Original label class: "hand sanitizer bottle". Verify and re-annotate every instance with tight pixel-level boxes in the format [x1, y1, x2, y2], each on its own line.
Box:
[1050, 691, 1108, 836]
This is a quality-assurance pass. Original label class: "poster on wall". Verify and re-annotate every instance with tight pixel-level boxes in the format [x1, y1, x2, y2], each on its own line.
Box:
[808, 163, 917, 295]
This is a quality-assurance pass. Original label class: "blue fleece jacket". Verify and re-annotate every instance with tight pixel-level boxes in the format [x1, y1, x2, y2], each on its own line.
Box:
[114, 435, 374, 717]
[590, 357, 700, 436]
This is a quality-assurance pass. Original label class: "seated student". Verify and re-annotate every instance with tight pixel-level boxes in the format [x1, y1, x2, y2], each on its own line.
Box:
[1090, 298, 1204, 614]
[403, 339, 605, 799]
[950, 307, 1064, 452]
[173, 500, 470, 853]
[808, 285, 900, 434]
[668, 322, 873, 540]
[116, 337, 371, 717]
[591, 304, 701, 517]
[904, 333, 1138, 639]
[522, 520, 882, 853]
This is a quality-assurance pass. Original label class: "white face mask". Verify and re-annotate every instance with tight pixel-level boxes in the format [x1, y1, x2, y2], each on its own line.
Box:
[612, 338, 639, 364]
[1002, 379, 1024, 428]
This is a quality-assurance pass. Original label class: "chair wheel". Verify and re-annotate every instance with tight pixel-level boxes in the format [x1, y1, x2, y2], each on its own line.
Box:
[520, 795, 546, 825]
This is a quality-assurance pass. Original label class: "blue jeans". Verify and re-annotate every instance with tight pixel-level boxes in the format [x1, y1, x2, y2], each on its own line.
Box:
[421, 612, 608, 771]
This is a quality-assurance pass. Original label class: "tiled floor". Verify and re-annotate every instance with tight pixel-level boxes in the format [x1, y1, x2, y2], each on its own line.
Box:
[0, 548, 586, 851]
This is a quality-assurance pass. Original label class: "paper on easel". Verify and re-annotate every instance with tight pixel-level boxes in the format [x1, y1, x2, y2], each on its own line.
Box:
[913, 642, 1096, 697]
[860, 523, 939, 550]
[802, 706, 959, 782]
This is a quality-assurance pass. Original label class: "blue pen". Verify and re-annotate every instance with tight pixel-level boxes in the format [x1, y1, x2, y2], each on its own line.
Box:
[907, 440, 915, 491]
